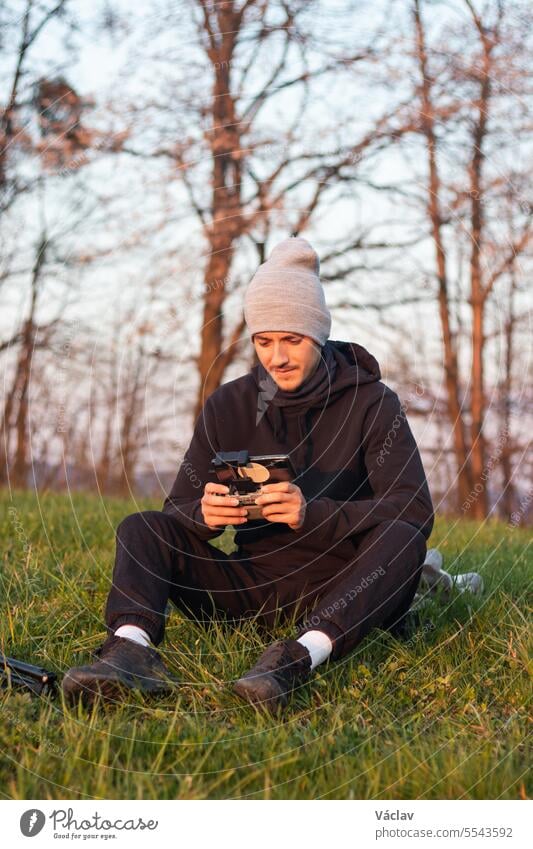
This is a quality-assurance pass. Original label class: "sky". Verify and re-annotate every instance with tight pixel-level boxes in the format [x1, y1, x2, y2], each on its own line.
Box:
[1, 0, 531, 494]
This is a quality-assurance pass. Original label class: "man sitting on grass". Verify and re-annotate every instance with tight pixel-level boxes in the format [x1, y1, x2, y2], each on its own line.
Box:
[63, 236, 435, 714]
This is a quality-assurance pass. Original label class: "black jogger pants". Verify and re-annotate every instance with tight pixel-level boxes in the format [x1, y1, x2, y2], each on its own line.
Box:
[104, 511, 427, 662]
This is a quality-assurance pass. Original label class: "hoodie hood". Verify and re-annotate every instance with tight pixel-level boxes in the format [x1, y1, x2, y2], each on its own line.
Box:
[320, 339, 381, 392]
[251, 339, 381, 451]
[251, 339, 381, 407]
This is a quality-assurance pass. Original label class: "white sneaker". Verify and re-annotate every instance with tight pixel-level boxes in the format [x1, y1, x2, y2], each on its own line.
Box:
[424, 548, 444, 571]
[418, 548, 453, 593]
[452, 572, 484, 596]
[410, 549, 485, 612]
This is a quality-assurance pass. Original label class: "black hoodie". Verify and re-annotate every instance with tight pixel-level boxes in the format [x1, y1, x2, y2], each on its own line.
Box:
[163, 340, 434, 570]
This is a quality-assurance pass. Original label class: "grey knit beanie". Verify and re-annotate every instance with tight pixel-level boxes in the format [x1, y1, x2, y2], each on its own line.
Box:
[244, 237, 331, 346]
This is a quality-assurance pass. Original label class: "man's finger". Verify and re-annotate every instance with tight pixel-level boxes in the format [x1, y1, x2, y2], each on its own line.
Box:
[205, 509, 245, 519]
[261, 512, 294, 523]
[204, 493, 239, 506]
[205, 483, 230, 494]
[261, 481, 292, 494]
[206, 514, 248, 526]
[204, 507, 247, 519]
[260, 504, 291, 517]
[256, 491, 290, 505]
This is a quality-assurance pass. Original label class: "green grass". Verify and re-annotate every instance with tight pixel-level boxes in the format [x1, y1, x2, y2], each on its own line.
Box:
[0, 488, 531, 799]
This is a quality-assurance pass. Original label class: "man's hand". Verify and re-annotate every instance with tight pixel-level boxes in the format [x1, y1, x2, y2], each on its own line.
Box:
[201, 482, 249, 529]
[255, 482, 307, 531]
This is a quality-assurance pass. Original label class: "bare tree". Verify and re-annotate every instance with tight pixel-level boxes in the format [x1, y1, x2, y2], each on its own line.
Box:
[0, 1, 128, 488]
[120, 0, 417, 418]
[412, 0, 473, 508]
[406, 0, 532, 517]
[0, 1, 70, 204]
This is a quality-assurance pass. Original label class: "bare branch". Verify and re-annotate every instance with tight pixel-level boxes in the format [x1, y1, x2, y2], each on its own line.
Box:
[483, 219, 533, 300]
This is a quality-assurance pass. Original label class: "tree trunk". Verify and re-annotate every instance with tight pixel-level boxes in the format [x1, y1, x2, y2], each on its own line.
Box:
[96, 406, 113, 493]
[470, 291, 487, 518]
[467, 34, 491, 519]
[0, 365, 21, 484]
[195, 234, 236, 419]
[11, 318, 34, 488]
[116, 353, 143, 495]
[413, 0, 473, 510]
[195, 7, 244, 418]
[499, 271, 517, 520]
[11, 236, 46, 488]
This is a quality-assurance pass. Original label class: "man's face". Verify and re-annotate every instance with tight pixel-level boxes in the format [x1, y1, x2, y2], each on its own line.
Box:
[253, 331, 322, 391]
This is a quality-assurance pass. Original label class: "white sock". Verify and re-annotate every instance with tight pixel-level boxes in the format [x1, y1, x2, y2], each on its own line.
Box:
[297, 630, 333, 670]
[114, 625, 151, 648]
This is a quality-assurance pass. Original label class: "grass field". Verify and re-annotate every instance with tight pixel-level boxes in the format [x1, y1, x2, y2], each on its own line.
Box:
[0, 488, 531, 800]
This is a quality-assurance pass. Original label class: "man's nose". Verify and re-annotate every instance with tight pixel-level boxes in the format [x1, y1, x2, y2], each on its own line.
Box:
[270, 344, 289, 366]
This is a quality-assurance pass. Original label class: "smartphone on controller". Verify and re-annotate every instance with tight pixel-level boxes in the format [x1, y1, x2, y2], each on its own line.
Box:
[210, 451, 296, 521]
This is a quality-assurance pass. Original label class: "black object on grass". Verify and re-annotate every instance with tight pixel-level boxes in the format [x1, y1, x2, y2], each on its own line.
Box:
[0, 653, 57, 696]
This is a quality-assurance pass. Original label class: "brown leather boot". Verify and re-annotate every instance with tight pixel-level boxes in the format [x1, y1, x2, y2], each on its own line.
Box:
[62, 635, 180, 706]
[233, 639, 312, 715]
